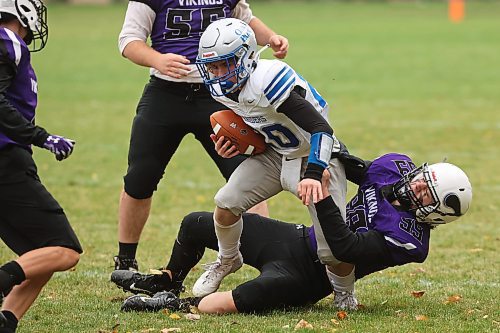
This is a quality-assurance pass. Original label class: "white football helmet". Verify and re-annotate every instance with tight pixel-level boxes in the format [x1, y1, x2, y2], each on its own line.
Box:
[393, 162, 472, 225]
[196, 18, 258, 97]
[0, 0, 48, 52]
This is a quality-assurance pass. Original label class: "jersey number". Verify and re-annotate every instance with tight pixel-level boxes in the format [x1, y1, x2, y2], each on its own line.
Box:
[346, 192, 368, 233]
[399, 217, 424, 243]
[164, 8, 226, 40]
[261, 124, 300, 148]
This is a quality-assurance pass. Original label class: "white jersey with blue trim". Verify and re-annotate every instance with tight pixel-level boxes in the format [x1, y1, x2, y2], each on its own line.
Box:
[213, 59, 330, 159]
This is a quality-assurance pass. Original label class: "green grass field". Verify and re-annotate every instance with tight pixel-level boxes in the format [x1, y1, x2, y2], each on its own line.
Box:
[1, 1, 499, 332]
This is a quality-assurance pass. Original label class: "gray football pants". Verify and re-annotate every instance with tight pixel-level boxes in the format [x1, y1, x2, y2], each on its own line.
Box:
[214, 148, 347, 267]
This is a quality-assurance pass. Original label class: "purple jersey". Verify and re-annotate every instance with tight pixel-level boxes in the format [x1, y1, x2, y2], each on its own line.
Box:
[146, 0, 240, 61]
[0, 27, 37, 150]
[346, 153, 430, 266]
[309, 153, 431, 278]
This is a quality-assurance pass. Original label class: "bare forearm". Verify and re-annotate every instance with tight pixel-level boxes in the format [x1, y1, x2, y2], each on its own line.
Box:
[248, 17, 288, 59]
[122, 40, 160, 68]
[248, 17, 276, 46]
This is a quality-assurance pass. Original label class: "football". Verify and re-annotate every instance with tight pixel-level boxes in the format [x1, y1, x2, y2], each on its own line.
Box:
[210, 110, 266, 155]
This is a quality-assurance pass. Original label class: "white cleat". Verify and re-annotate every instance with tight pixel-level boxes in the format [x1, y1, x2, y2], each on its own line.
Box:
[333, 289, 359, 311]
[192, 252, 243, 297]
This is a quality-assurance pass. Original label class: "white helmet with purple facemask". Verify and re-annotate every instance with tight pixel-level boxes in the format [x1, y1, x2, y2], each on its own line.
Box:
[393, 162, 472, 225]
[0, 0, 48, 52]
[196, 18, 259, 97]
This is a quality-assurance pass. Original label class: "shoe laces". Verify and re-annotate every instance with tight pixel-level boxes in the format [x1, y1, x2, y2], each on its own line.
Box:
[201, 260, 232, 279]
[334, 290, 358, 308]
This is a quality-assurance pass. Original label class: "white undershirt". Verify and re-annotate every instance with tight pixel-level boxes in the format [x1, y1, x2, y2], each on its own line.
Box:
[118, 0, 254, 83]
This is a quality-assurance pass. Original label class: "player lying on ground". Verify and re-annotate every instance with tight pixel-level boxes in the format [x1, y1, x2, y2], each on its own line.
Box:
[112, 153, 472, 314]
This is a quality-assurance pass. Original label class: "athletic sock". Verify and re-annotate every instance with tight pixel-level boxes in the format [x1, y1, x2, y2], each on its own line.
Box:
[118, 242, 138, 258]
[326, 266, 355, 292]
[0, 262, 25, 294]
[214, 216, 243, 259]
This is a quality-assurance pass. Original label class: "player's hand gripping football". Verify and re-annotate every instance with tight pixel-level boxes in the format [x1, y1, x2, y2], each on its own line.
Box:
[210, 134, 240, 158]
[42, 135, 76, 161]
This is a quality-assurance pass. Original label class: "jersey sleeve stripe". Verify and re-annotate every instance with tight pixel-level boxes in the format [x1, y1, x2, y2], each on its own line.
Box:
[384, 236, 417, 250]
[4, 29, 22, 66]
[263, 66, 288, 95]
[269, 77, 295, 105]
[307, 82, 327, 108]
[265, 68, 294, 102]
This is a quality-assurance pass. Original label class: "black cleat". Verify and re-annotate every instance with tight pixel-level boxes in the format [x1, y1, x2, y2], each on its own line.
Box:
[111, 269, 184, 297]
[121, 291, 188, 312]
[113, 255, 139, 271]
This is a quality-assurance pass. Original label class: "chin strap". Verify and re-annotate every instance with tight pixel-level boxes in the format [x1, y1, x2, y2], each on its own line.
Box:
[256, 44, 270, 58]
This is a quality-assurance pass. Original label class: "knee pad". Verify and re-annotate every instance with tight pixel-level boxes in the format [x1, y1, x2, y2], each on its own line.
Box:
[178, 212, 214, 245]
[123, 159, 164, 199]
[214, 188, 246, 216]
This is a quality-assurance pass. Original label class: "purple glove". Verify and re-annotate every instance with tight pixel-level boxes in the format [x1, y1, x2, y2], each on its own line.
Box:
[42, 135, 76, 161]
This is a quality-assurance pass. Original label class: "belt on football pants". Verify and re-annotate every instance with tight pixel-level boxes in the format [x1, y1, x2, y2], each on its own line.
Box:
[301, 226, 320, 263]
[150, 76, 207, 94]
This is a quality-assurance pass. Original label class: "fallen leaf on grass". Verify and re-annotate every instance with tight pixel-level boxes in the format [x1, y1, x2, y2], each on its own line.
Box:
[468, 248, 483, 253]
[294, 319, 313, 330]
[330, 319, 339, 325]
[169, 313, 181, 320]
[483, 315, 489, 319]
[161, 328, 181, 333]
[415, 315, 428, 321]
[411, 290, 425, 298]
[189, 306, 200, 314]
[444, 295, 462, 304]
[336, 311, 348, 320]
[409, 267, 426, 276]
[282, 325, 290, 329]
[184, 313, 200, 321]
